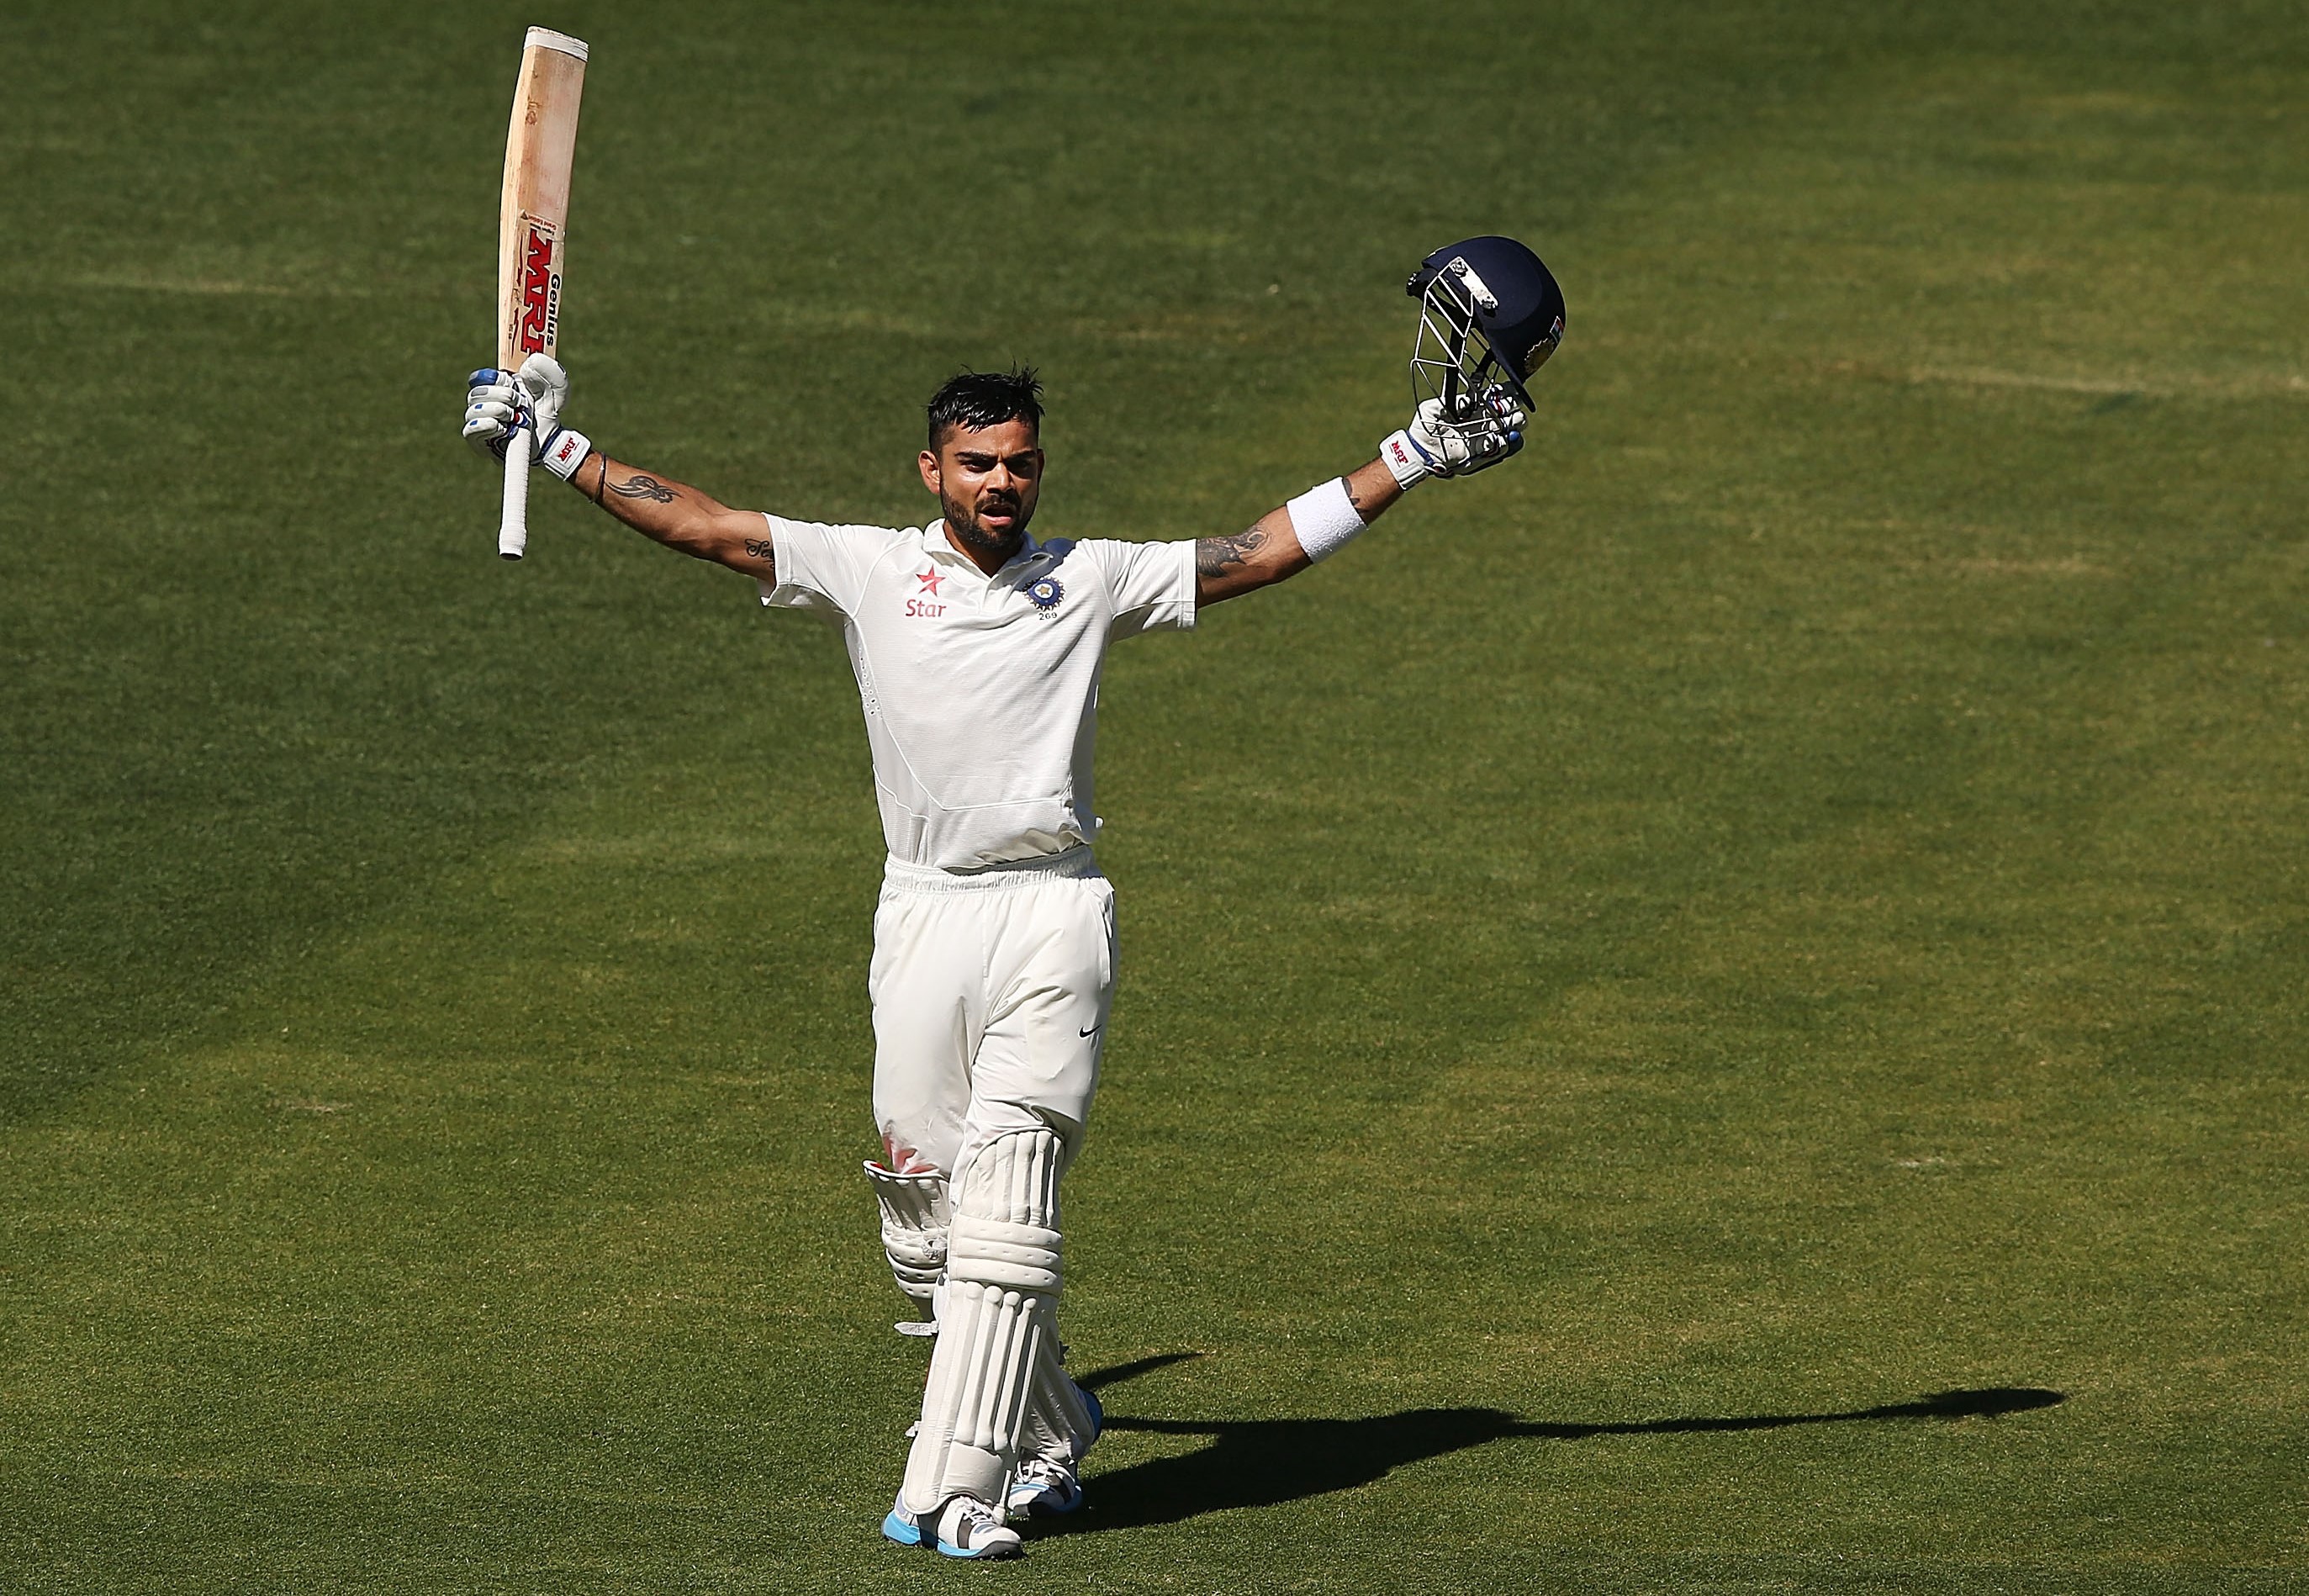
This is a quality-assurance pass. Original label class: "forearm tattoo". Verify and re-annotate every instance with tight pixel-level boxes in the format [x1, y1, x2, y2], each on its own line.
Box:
[742, 536, 774, 563]
[1196, 526, 1267, 579]
[604, 471, 679, 504]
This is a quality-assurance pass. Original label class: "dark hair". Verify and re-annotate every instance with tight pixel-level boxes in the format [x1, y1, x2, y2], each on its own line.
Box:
[927, 367, 1044, 447]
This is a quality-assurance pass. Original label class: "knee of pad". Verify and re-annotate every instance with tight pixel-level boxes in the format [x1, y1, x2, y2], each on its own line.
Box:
[948, 1128, 1065, 1296]
[866, 1160, 950, 1279]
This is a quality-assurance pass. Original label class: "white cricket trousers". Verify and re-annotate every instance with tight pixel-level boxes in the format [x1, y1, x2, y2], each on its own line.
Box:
[869, 846, 1117, 1181]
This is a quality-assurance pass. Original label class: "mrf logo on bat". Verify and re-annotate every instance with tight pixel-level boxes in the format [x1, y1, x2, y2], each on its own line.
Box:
[517, 221, 560, 355]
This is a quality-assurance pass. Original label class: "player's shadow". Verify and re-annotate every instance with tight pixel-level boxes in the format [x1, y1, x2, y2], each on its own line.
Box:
[1054, 1359, 2063, 1535]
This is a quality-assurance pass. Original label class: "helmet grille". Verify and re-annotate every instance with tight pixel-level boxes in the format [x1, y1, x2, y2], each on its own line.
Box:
[1410, 262, 1527, 441]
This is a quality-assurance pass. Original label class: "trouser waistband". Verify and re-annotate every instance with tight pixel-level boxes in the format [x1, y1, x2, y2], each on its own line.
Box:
[882, 845, 1102, 892]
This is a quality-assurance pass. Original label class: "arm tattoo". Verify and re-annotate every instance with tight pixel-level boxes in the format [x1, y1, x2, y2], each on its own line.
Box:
[742, 536, 774, 563]
[1196, 526, 1267, 579]
[604, 471, 679, 504]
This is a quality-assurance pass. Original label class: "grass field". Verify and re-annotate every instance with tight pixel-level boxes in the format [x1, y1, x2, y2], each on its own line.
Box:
[4, 2, 2307, 1589]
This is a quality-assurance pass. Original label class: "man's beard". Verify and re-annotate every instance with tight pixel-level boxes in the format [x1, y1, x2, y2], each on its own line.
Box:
[942, 489, 1029, 558]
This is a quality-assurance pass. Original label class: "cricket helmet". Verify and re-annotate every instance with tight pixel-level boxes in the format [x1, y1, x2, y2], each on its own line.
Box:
[1406, 235, 1565, 421]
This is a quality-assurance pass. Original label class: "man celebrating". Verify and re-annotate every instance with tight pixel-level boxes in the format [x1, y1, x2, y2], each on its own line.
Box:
[461, 236, 1562, 1559]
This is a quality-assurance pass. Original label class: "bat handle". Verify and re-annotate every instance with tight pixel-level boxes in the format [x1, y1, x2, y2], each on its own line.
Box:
[498, 425, 531, 560]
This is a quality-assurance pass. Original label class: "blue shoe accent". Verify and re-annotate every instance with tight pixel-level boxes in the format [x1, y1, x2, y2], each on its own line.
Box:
[937, 1537, 1007, 1560]
[886, 1495, 1020, 1557]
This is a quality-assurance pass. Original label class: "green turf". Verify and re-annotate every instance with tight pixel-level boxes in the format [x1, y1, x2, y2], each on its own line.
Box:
[4, 1, 2306, 1589]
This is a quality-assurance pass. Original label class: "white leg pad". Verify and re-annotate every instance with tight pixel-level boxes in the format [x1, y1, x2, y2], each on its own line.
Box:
[865, 1161, 949, 1311]
[1021, 1340, 1100, 1465]
[901, 1128, 1065, 1512]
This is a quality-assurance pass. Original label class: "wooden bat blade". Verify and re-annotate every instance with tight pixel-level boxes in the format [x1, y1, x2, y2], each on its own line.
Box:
[495, 26, 588, 560]
[499, 28, 587, 371]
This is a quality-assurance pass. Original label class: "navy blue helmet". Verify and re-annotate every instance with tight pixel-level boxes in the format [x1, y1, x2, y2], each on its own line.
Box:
[1407, 235, 1565, 418]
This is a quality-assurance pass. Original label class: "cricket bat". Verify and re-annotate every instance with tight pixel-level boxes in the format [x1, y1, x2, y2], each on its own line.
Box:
[495, 26, 589, 560]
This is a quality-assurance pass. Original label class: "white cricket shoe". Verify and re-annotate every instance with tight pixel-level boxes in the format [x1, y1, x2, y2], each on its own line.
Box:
[1007, 1381, 1101, 1519]
[880, 1493, 1022, 1560]
[1006, 1456, 1086, 1519]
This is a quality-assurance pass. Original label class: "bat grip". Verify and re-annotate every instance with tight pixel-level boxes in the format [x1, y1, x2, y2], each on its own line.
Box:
[498, 425, 531, 560]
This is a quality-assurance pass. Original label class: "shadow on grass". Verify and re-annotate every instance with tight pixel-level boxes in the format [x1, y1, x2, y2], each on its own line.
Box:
[1056, 1361, 2063, 1535]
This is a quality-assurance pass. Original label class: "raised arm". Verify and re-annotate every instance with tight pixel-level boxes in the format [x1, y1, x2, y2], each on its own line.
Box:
[1196, 459, 1402, 606]
[462, 357, 776, 580]
[564, 452, 777, 579]
[1194, 390, 1527, 608]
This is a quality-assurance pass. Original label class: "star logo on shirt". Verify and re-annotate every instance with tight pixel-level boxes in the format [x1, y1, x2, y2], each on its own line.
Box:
[917, 568, 945, 596]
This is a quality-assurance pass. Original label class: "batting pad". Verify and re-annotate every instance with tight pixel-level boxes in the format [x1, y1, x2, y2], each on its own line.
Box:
[901, 1128, 1065, 1512]
[1021, 1341, 1101, 1467]
[865, 1161, 950, 1313]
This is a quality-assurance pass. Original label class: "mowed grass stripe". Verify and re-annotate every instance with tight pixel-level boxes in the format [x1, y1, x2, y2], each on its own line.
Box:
[3, 2, 2306, 1591]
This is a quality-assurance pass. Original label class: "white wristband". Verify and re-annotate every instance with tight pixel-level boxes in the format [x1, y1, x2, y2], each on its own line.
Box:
[539, 426, 593, 482]
[1378, 429, 1433, 489]
[1286, 477, 1366, 564]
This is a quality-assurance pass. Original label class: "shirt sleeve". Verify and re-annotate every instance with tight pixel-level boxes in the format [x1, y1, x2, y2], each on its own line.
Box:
[755, 515, 896, 616]
[1084, 538, 1199, 642]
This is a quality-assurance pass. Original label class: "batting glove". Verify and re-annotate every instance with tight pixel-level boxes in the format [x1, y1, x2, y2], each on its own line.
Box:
[1379, 393, 1527, 489]
[461, 354, 591, 479]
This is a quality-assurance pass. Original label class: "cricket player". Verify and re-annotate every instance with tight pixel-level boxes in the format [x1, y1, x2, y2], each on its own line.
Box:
[460, 236, 1561, 1559]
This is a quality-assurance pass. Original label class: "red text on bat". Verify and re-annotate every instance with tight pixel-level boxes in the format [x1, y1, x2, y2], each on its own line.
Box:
[519, 226, 557, 353]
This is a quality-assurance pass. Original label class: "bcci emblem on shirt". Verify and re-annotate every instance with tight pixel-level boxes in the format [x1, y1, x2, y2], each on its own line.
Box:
[1025, 575, 1064, 614]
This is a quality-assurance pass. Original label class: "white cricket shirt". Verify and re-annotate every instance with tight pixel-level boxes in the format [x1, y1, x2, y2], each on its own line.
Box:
[759, 517, 1197, 869]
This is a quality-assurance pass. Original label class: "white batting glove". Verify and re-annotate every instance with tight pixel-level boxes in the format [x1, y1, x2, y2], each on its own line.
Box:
[1379, 394, 1528, 489]
[460, 354, 591, 479]
[460, 367, 528, 461]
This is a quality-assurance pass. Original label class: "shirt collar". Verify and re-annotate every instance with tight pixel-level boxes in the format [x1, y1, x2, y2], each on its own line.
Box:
[922, 520, 1053, 578]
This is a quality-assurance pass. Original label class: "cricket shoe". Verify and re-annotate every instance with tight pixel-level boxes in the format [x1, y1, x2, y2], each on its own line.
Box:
[880, 1493, 1022, 1560]
[1007, 1382, 1102, 1519]
[1006, 1456, 1085, 1519]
